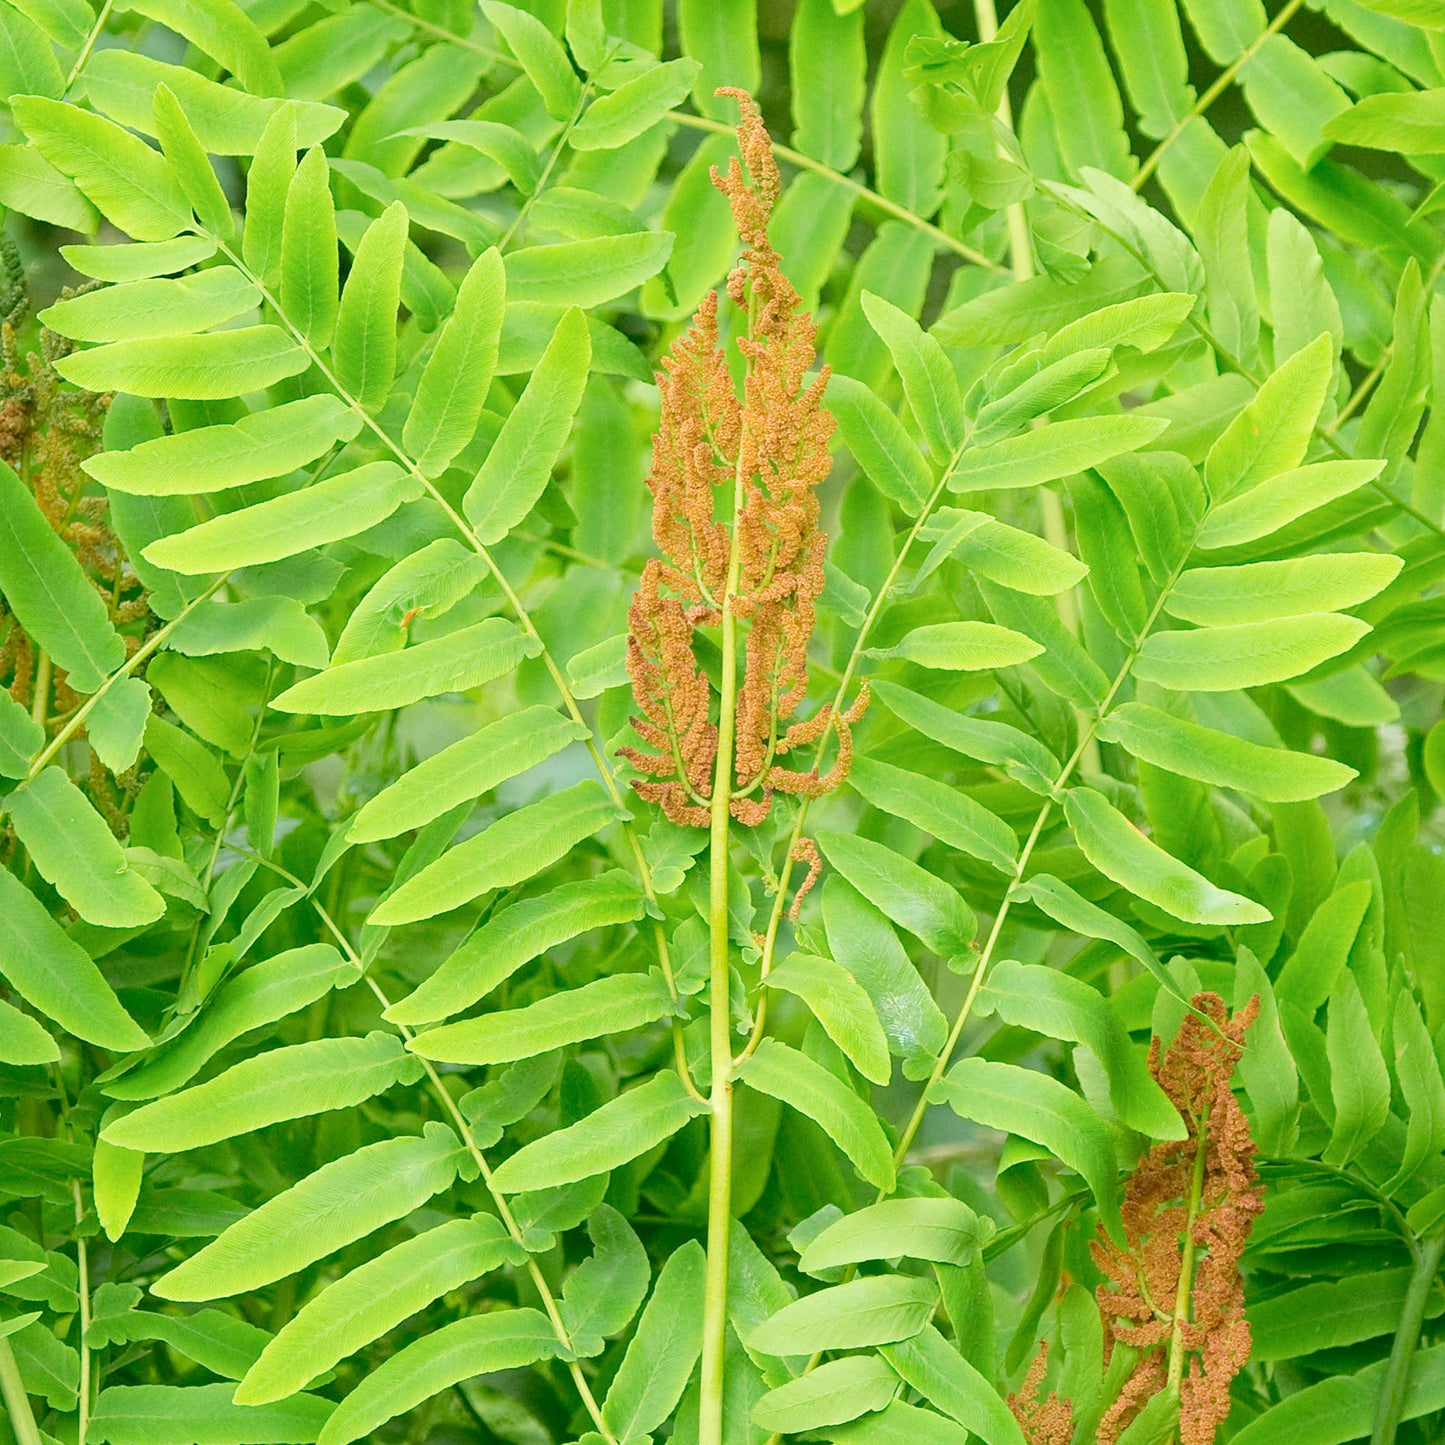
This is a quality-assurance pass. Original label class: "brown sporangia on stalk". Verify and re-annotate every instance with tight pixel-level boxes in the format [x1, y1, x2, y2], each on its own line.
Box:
[1092, 992, 1262, 1445]
[621, 90, 866, 871]
[1008, 1342, 1076, 1445]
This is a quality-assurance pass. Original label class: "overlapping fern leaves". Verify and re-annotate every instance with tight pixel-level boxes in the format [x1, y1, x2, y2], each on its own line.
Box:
[0, 2, 1443, 1444]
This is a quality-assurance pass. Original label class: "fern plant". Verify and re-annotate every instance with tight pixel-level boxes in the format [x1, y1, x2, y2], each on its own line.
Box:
[0, 2, 1443, 1445]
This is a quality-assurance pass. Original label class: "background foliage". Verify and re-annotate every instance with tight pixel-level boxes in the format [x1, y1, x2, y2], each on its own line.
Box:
[0, 0, 1444, 1443]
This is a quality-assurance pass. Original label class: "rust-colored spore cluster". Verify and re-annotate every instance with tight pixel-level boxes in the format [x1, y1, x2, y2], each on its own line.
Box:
[621, 90, 864, 829]
[1092, 993, 1262, 1445]
[1008, 1342, 1075, 1445]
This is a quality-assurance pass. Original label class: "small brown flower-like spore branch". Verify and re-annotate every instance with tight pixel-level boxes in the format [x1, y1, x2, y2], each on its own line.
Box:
[621, 88, 864, 836]
[1008, 1341, 1076, 1445]
[1092, 993, 1263, 1445]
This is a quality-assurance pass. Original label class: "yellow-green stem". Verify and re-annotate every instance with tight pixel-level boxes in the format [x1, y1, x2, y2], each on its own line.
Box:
[370, 0, 1002, 274]
[699, 388, 751, 1445]
[888, 533, 1194, 1166]
[1370, 1231, 1445, 1445]
[71, 1180, 91, 1444]
[972, 0, 1029, 280]
[698, 628, 737, 1445]
[745, 427, 973, 1059]
[62, 0, 114, 93]
[27, 574, 229, 780]
[1167, 1103, 1211, 1396]
[498, 77, 592, 253]
[30, 650, 50, 729]
[0, 1337, 41, 1445]
[1132, 0, 1305, 191]
[207, 233, 695, 1088]
[975, 0, 1101, 775]
[765, 541, 1205, 1443]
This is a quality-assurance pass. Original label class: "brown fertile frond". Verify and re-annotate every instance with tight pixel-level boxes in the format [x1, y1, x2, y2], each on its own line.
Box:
[621, 89, 864, 828]
[1007, 1343, 1076, 1445]
[1092, 993, 1262, 1445]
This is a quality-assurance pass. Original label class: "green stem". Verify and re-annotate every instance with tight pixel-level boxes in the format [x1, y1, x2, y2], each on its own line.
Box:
[72, 1180, 91, 1444]
[1166, 1102, 1211, 1395]
[0, 1336, 41, 1445]
[747, 435, 973, 1052]
[498, 78, 592, 253]
[670, 112, 1000, 273]
[1370, 1232, 1445, 1445]
[888, 533, 1195, 1167]
[698, 629, 737, 1445]
[765, 532, 1209, 1437]
[63, 0, 115, 93]
[30, 650, 50, 729]
[27, 574, 229, 780]
[414, 1043, 617, 1443]
[971, 0, 1030, 280]
[973, 0, 1099, 776]
[699, 314, 753, 1445]
[1329, 350, 1388, 434]
[1131, 0, 1305, 191]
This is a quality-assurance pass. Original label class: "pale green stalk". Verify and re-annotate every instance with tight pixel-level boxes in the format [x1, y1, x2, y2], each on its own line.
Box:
[71, 1181, 91, 1444]
[975, 0, 1100, 772]
[1131, 0, 1306, 191]
[1166, 1104, 1211, 1395]
[498, 78, 593, 252]
[699, 286, 757, 1445]
[62, 0, 115, 93]
[29, 651, 49, 729]
[1370, 1232, 1445, 1445]
[737, 442, 968, 1064]
[27, 574, 229, 780]
[0, 1337, 41, 1445]
[764, 502, 1212, 1444]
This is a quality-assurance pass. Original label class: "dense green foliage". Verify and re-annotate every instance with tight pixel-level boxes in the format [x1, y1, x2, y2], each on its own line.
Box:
[1, 1, 1444, 1443]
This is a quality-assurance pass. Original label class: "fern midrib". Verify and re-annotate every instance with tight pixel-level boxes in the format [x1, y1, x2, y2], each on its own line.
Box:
[249, 856, 621, 1445]
[497, 75, 593, 252]
[378, 0, 1445, 560]
[25, 572, 229, 780]
[1130, 0, 1307, 192]
[1166, 1099, 1211, 1394]
[698, 285, 763, 1445]
[889, 511, 1210, 1167]
[169, 221, 699, 1430]
[206, 230, 699, 1077]
[63, 0, 117, 96]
